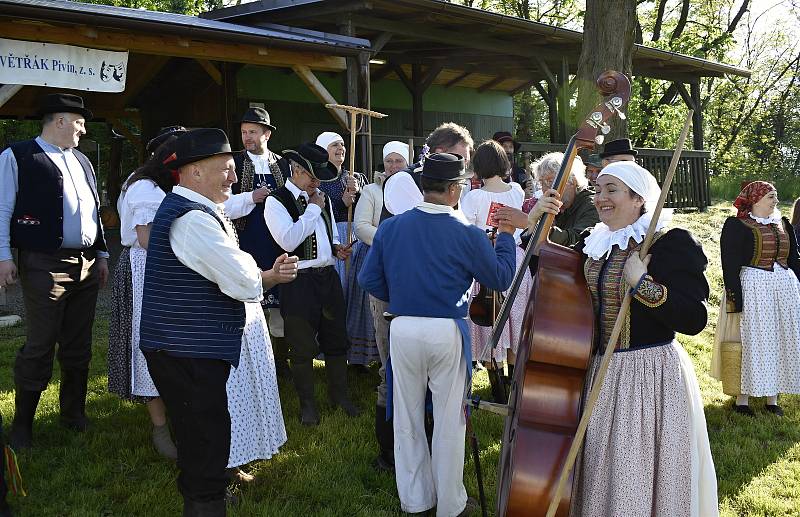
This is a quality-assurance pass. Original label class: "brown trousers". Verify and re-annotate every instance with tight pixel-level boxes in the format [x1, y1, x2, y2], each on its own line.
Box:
[15, 249, 99, 392]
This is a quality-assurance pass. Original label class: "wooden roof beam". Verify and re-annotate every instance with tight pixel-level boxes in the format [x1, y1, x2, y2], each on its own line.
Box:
[3, 18, 347, 71]
[477, 76, 506, 93]
[509, 79, 538, 96]
[0, 85, 24, 109]
[349, 14, 565, 61]
[291, 64, 349, 130]
[445, 70, 474, 88]
[371, 64, 394, 81]
[196, 59, 223, 86]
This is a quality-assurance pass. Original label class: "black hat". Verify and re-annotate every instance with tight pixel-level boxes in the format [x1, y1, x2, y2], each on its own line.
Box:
[38, 93, 92, 120]
[492, 131, 521, 153]
[599, 138, 638, 159]
[584, 153, 603, 168]
[162, 128, 232, 169]
[420, 153, 470, 182]
[146, 125, 187, 155]
[241, 107, 276, 131]
[282, 143, 339, 182]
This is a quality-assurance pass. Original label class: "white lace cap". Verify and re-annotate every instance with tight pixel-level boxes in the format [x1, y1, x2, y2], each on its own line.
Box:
[382, 141, 410, 162]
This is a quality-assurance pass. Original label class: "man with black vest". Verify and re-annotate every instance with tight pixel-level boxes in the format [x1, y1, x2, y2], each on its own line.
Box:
[264, 143, 359, 426]
[139, 128, 297, 516]
[0, 93, 109, 449]
[230, 107, 292, 379]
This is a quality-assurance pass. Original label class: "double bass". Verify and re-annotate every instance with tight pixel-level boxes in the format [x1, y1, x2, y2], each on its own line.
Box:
[479, 71, 632, 516]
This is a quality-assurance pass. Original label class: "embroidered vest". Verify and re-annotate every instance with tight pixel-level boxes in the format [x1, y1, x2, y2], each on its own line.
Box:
[270, 186, 334, 260]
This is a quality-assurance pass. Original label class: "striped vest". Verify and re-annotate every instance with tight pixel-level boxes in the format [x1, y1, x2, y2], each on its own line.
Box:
[139, 193, 245, 366]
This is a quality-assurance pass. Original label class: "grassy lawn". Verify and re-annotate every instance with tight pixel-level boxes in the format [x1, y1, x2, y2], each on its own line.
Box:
[1, 200, 799, 516]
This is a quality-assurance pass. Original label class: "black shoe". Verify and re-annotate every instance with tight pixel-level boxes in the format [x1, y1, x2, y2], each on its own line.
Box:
[182, 497, 226, 517]
[733, 404, 755, 417]
[59, 368, 90, 432]
[325, 356, 360, 417]
[9, 389, 42, 450]
[292, 361, 320, 426]
[766, 404, 784, 417]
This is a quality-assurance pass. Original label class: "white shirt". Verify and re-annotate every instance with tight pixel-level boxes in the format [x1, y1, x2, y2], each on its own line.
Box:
[170, 186, 263, 303]
[247, 150, 272, 176]
[383, 171, 423, 216]
[460, 184, 525, 244]
[264, 180, 340, 269]
[118, 179, 165, 248]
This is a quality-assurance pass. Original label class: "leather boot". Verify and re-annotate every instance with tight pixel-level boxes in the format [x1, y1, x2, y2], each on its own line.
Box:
[292, 361, 319, 426]
[270, 336, 292, 381]
[182, 497, 226, 517]
[325, 355, 360, 417]
[9, 388, 41, 450]
[487, 368, 507, 404]
[60, 368, 90, 431]
[374, 404, 394, 472]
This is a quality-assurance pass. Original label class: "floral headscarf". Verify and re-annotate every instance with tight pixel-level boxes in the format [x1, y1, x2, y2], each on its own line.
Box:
[733, 181, 775, 218]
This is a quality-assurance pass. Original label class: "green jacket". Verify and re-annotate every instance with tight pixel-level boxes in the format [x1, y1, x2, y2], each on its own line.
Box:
[550, 186, 599, 247]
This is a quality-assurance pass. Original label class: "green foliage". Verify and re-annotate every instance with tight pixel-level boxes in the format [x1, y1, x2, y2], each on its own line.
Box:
[77, 0, 223, 16]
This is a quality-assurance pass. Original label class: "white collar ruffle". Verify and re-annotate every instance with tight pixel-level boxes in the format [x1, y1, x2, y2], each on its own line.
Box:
[748, 211, 781, 225]
[583, 210, 672, 260]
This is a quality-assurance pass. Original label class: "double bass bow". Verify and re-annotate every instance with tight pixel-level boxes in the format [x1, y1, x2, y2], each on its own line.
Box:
[469, 71, 632, 517]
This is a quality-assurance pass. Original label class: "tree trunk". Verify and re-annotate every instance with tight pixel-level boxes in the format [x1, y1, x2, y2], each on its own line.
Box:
[575, 0, 637, 139]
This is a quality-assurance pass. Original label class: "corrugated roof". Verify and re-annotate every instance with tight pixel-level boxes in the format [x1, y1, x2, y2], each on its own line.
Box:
[0, 0, 371, 54]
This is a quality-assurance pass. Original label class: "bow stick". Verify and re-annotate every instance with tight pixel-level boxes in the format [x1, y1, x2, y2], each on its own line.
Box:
[544, 110, 694, 517]
[325, 103, 387, 272]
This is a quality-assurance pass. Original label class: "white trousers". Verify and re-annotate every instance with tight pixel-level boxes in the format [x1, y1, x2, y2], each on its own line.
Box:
[391, 317, 468, 517]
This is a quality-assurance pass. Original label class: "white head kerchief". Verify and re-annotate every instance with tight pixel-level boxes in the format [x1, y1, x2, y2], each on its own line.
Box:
[382, 141, 410, 162]
[583, 161, 673, 260]
[315, 132, 344, 150]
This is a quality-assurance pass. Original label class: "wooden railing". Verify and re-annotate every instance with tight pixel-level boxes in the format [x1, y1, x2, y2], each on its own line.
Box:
[370, 137, 711, 209]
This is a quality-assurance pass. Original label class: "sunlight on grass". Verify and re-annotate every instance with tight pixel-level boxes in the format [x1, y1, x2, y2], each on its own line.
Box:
[0, 201, 798, 515]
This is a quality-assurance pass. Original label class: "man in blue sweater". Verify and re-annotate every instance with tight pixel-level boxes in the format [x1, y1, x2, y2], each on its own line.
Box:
[359, 153, 516, 517]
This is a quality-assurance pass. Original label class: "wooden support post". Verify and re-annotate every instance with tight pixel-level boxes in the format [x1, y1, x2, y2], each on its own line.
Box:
[222, 62, 241, 140]
[557, 56, 570, 142]
[358, 51, 373, 176]
[0, 85, 23, 109]
[534, 82, 558, 144]
[690, 82, 704, 150]
[412, 63, 424, 137]
[292, 65, 349, 130]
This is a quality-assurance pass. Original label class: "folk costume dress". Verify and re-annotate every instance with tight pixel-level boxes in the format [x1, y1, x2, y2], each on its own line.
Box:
[569, 161, 717, 517]
[459, 183, 532, 362]
[571, 221, 718, 517]
[716, 211, 800, 397]
[108, 178, 165, 402]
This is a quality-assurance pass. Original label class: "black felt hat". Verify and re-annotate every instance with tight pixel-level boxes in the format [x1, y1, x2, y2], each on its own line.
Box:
[37, 93, 93, 120]
[492, 131, 521, 153]
[282, 143, 339, 182]
[162, 128, 232, 169]
[600, 138, 638, 159]
[420, 153, 470, 181]
[146, 125, 187, 155]
[241, 107, 276, 131]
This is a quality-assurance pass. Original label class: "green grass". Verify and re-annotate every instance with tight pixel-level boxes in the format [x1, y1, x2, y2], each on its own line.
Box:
[1, 200, 799, 516]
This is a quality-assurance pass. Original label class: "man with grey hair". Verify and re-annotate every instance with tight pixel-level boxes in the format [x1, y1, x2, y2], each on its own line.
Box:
[0, 93, 109, 449]
[496, 151, 599, 247]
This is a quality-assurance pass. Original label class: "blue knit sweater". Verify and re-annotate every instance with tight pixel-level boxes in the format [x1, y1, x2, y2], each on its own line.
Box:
[358, 206, 516, 317]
